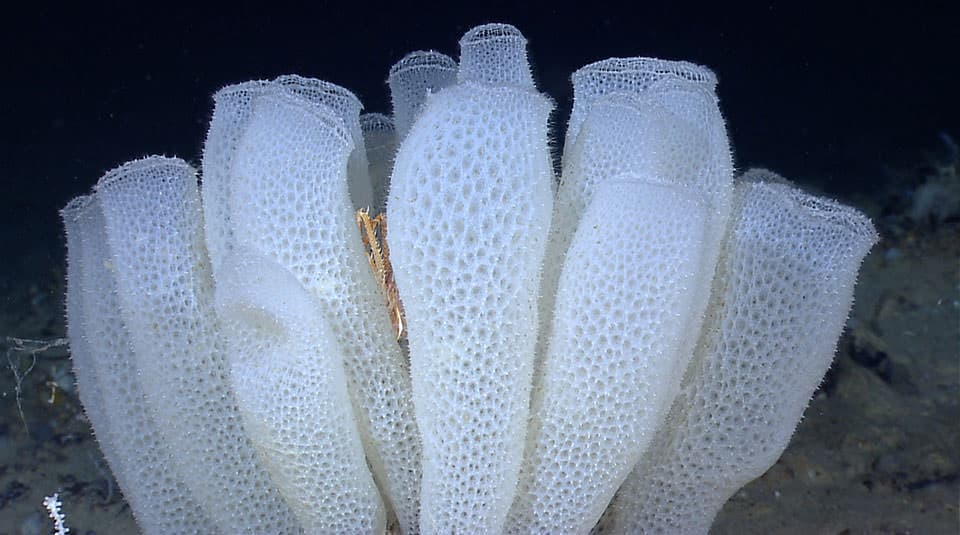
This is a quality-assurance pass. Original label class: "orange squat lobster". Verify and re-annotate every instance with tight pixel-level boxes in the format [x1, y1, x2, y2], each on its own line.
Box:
[356, 208, 406, 341]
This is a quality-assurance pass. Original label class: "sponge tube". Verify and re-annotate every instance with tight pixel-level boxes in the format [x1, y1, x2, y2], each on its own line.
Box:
[215, 247, 385, 533]
[609, 176, 878, 533]
[388, 51, 457, 142]
[508, 177, 709, 533]
[221, 87, 423, 534]
[93, 157, 301, 533]
[388, 75, 554, 533]
[62, 195, 215, 534]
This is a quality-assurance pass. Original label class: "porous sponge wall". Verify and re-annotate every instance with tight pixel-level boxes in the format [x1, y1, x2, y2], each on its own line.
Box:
[563, 57, 718, 162]
[360, 112, 398, 214]
[388, 80, 553, 533]
[201, 80, 274, 278]
[273, 75, 373, 211]
[209, 83, 422, 534]
[63, 196, 215, 534]
[610, 177, 878, 534]
[539, 76, 732, 389]
[215, 250, 384, 533]
[227, 89, 353, 285]
[507, 178, 709, 533]
[388, 50, 457, 142]
[92, 158, 302, 533]
[59, 22, 880, 534]
[457, 23, 533, 87]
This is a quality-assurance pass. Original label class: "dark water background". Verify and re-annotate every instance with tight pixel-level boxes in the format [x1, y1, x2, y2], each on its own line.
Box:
[3, 3, 956, 262]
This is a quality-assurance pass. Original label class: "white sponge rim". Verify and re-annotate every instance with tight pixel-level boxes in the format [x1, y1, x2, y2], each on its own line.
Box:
[572, 57, 717, 89]
[388, 50, 457, 80]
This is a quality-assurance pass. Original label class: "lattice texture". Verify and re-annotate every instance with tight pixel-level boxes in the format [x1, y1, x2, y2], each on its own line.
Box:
[93, 157, 302, 533]
[564, 57, 717, 160]
[610, 178, 877, 534]
[201, 80, 274, 277]
[216, 248, 384, 533]
[458, 23, 534, 88]
[507, 179, 709, 533]
[220, 88, 422, 535]
[274, 75, 373, 211]
[63, 196, 216, 534]
[388, 50, 457, 141]
[59, 22, 880, 535]
[539, 80, 732, 389]
[388, 81, 553, 533]
[360, 112, 397, 214]
[214, 91, 386, 531]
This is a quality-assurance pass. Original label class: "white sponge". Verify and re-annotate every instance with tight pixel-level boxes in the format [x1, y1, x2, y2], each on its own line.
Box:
[609, 176, 877, 533]
[218, 87, 423, 534]
[274, 75, 374, 211]
[201, 80, 275, 278]
[93, 157, 301, 533]
[457, 23, 534, 87]
[360, 112, 397, 214]
[563, 57, 717, 160]
[539, 78, 732, 383]
[62, 195, 215, 534]
[507, 177, 709, 533]
[388, 50, 457, 142]
[388, 79, 554, 533]
[216, 247, 385, 533]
